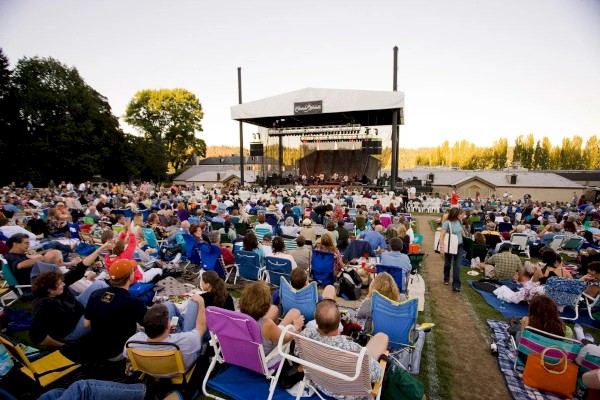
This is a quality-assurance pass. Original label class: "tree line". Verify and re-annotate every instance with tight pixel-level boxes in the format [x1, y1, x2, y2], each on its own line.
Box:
[0, 49, 205, 186]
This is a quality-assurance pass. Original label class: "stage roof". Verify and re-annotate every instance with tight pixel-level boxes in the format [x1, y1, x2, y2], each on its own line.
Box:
[231, 87, 404, 128]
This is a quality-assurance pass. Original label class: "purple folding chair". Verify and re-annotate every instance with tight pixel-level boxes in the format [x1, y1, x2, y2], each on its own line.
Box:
[202, 306, 284, 400]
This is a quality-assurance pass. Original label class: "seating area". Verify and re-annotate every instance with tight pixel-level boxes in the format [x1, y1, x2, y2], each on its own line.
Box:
[0, 183, 438, 399]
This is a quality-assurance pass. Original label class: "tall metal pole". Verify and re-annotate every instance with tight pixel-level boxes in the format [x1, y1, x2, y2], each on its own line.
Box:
[278, 136, 283, 182]
[237, 67, 244, 187]
[390, 46, 399, 192]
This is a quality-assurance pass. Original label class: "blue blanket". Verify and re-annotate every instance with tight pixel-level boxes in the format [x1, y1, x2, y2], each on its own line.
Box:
[468, 281, 600, 329]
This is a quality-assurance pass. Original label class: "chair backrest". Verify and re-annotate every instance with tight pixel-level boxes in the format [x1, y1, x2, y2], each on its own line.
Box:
[254, 227, 271, 243]
[375, 265, 407, 293]
[205, 306, 270, 376]
[0, 334, 36, 373]
[234, 223, 247, 236]
[497, 222, 513, 232]
[120, 208, 134, 219]
[379, 215, 392, 228]
[311, 250, 336, 286]
[220, 233, 232, 244]
[412, 233, 424, 245]
[235, 250, 262, 281]
[371, 291, 418, 349]
[549, 234, 565, 251]
[277, 326, 372, 399]
[471, 221, 484, 233]
[188, 217, 200, 225]
[180, 233, 198, 259]
[112, 225, 124, 234]
[484, 234, 502, 248]
[544, 276, 586, 308]
[561, 236, 584, 250]
[142, 228, 160, 250]
[67, 222, 80, 240]
[264, 256, 292, 287]
[516, 326, 582, 367]
[280, 278, 317, 321]
[1, 262, 19, 288]
[199, 243, 225, 277]
[281, 236, 298, 252]
[510, 233, 529, 250]
[211, 222, 224, 232]
[126, 341, 186, 378]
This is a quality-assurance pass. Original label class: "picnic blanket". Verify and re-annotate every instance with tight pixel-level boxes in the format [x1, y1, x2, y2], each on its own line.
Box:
[468, 281, 600, 329]
[487, 319, 582, 400]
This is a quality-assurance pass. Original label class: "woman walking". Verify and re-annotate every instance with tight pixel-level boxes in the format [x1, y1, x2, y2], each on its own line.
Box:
[439, 207, 465, 292]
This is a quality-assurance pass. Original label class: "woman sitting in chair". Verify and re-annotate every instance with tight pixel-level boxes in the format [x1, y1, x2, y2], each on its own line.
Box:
[357, 272, 405, 329]
[218, 220, 236, 243]
[239, 281, 304, 357]
[315, 234, 344, 274]
[243, 231, 265, 266]
[521, 294, 573, 338]
[145, 213, 175, 241]
[269, 236, 298, 270]
[281, 216, 300, 237]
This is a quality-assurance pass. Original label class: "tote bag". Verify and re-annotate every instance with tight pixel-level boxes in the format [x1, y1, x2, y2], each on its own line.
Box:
[434, 229, 459, 255]
[522, 347, 578, 399]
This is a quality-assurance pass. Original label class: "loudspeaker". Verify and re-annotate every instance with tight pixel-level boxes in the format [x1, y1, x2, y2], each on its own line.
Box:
[361, 140, 382, 155]
[250, 142, 264, 157]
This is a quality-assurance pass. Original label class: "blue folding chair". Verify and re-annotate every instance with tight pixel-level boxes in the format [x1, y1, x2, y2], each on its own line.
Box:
[199, 242, 236, 283]
[188, 217, 200, 225]
[235, 250, 264, 283]
[375, 264, 408, 294]
[263, 257, 292, 287]
[142, 228, 163, 253]
[311, 250, 336, 286]
[66, 222, 81, 242]
[280, 278, 317, 322]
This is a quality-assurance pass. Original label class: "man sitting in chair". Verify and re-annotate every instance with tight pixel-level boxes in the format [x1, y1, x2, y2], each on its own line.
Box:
[380, 238, 412, 274]
[475, 242, 523, 280]
[302, 299, 389, 397]
[124, 294, 207, 374]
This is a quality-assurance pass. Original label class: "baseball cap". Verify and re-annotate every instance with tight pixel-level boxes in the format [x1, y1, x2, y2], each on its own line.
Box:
[500, 242, 513, 250]
[263, 234, 273, 241]
[109, 259, 137, 280]
[99, 216, 112, 225]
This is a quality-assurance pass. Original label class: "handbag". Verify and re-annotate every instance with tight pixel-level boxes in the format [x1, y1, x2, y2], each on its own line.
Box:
[522, 346, 578, 399]
[434, 222, 459, 255]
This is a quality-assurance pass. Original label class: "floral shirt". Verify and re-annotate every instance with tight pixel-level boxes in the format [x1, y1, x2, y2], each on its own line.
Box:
[300, 326, 383, 399]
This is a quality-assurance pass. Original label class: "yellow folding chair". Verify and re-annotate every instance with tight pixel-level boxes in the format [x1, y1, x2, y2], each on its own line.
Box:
[0, 334, 80, 388]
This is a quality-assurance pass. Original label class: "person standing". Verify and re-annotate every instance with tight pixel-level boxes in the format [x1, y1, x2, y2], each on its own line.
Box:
[439, 207, 465, 292]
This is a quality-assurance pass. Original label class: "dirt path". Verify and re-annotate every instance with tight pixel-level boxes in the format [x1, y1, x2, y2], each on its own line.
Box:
[417, 216, 510, 400]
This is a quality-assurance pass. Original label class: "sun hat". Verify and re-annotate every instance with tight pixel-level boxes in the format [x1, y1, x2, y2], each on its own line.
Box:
[99, 216, 112, 225]
[302, 218, 312, 226]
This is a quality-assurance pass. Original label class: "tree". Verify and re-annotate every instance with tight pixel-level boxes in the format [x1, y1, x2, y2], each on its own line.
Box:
[124, 89, 205, 172]
[5, 56, 129, 185]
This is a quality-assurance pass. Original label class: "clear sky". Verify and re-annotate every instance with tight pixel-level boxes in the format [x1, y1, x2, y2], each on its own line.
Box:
[1, 0, 599, 149]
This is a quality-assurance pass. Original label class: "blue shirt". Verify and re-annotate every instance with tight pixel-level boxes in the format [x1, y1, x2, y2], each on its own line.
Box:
[380, 251, 412, 273]
[360, 230, 387, 251]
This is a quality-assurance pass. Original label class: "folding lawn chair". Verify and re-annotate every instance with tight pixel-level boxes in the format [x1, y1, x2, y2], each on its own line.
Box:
[0, 333, 80, 390]
[1, 258, 31, 306]
[513, 326, 582, 370]
[142, 228, 164, 254]
[311, 250, 336, 286]
[234, 250, 264, 283]
[412, 234, 423, 245]
[263, 256, 292, 287]
[583, 292, 600, 320]
[198, 242, 236, 283]
[281, 235, 298, 251]
[126, 341, 198, 397]
[254, 227, 272, 243]
[369, 292, 424, 372]
[202, 307, 284, 400]
[548, 234, 566, 252]
[280, 277, 317, 322]
[558, 236, 585, 258]
[277, 325, 387, 400]
[375, 264, 408, 294]
[509, 233, 530, 259]
[544, 276, 587, 320]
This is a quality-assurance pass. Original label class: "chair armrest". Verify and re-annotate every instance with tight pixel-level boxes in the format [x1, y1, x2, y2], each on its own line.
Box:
[372, 350, 389, 397]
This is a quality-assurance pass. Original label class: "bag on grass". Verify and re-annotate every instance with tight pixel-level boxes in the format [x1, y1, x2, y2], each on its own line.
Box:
[522, 346, 578, 399]
[336, 268, 362, 300]
[381, 359, 425, 400]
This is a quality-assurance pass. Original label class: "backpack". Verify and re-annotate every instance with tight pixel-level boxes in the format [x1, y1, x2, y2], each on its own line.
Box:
[381, 360, 425, 400]
[128, 282, 156, 305]
[336, 268, 362, 300]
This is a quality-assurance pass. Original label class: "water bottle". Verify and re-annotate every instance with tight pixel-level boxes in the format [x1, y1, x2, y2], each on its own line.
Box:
[490, 342, 498, 356]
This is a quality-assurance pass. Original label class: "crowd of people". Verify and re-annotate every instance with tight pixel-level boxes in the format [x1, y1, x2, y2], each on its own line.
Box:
[1, 179, 599, 398]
